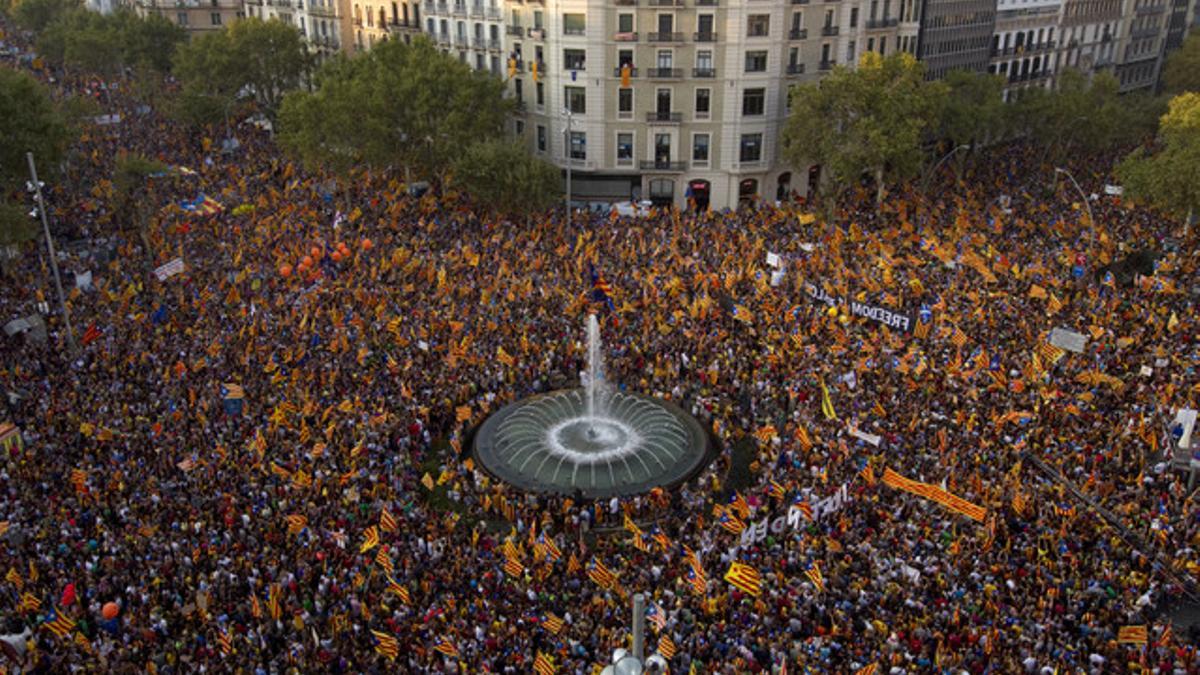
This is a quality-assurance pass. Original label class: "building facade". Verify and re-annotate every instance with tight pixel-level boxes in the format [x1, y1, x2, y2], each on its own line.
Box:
[132, 0, 244, 33]
[343, 0, 422, 53]
[916, 0, 997, 78]
[989, 0, 1060, 98]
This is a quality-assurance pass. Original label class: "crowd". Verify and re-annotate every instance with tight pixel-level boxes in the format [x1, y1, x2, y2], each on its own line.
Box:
[2, 18, 1200, 675]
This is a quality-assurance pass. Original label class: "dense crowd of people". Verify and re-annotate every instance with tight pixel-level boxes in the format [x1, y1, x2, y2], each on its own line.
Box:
[2, 18, 1200, 675]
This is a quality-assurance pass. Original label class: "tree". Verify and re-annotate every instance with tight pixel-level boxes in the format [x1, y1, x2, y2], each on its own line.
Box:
[279, 37, 510, 181]
[173, 17, 311, 124]
[782, 51, 946, 206]
[11, 0, 79, 32]
[1019, 69, 1133, 162]
[936, 69, 1004, 168]
[1163, 33, 1200, 95]
[0, 201, 38, 248]
[116, 11, 187, 73]
[451, 140, 561, 219]
[1116, 93, 1200, 222]
[0, 68, 70, 193]
[112, 153, 168, 256]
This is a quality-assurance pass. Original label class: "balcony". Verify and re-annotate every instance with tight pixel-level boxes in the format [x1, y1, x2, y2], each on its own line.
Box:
[615, 0, 637, 4]
[564, 27, 586, 35]
[696, 0, 717, 4]
[1136, 2, 1165, 13]
[437, 32, 452, 45]
[488, 38, 501, 50]
[308, 2, 337, 15]
[511, 60, 525, 72]
[789, 27, 808, 39]
[614, 31, 639, 41]
[693, 67, 716, 77]
[451, 4, 466, 16]
[648, 0, 683, 4]
[821, 24, 839, 36]
[469, 4, 484, 17]
[791, 0, 810, 4]
[646, 67, 683, 77]
[1131, 25, 1160, 38]
[564, 61, 586, 71]
[648, 31, 684, 42]
[787, 62, 805, 74]
[646, 111, 682, 123]
[472, 36, 486, 48]
[694, 31, 717, 41]
[507, 24, 524, 35]
[818, 59, 835, 70]
[613, 66, 639, 77]
[865, 17, 898, 28]
[640, 160, 686, 171]
[527, 27, 544, 38]
[453, 34, 469, 46]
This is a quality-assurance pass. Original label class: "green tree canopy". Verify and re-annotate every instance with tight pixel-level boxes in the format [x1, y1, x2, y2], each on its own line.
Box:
[937, 69, 1004, 161]
[278, 36, 510, 181]
[782, 51, 946, 205]
[38, 8, 186, 77]
[1116, 93, 1200, 221]
[0, 68, 70, 192]
[451, 140, 561, 218]
[1163, 33, 1200, 95]
[1015, 69, 1138, 162]
[173, 17, 311, 124]
[10, 0, 79, 32]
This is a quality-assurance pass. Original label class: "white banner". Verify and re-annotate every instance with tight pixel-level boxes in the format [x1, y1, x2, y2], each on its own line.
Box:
[153, 258, 185, 282]
[1049, 327, 1088, 353]
[730, 484, 850, 555]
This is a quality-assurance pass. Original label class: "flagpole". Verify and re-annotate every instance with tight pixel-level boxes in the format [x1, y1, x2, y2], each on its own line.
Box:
[26, 152, 77, 354]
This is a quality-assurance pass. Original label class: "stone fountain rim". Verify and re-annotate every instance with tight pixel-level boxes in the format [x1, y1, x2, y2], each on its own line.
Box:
[472, 388, 713, 499]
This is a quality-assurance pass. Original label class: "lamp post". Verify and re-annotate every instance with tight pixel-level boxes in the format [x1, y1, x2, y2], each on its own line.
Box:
[600, 593, 672, 675]
[562, 108, 574, 228]
[1055, 167, 1095, 232]
[26, 152, 77, 354]
[921, 144, 970, 193]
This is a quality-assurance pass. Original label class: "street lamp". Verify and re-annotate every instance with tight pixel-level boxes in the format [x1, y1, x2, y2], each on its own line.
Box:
[599, 594, 672, 675]
[921, 144, 970, 193]
[1055, 167, 1096, 232]
[26, 153, 76, 354]
[562, 108, 573, 228]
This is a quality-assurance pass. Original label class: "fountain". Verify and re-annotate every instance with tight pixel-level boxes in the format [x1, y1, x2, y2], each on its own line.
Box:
[473, 315, 712, 498]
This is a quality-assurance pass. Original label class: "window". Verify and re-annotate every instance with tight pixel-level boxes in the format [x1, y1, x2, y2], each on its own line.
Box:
[564, 49, 586, 70]
[533, 9, 543, 28]
[692, 134, 709, 163]
[537, 125, 547, 152]
[617, 133, 633, 164]
[491, 56, 500, 75]
[867, 37, 874, 52]
[510, 8, 521, 25]
[695, 88, 710, 118]
[515, 120, 524, 135]
[565, 86, 586, 114]
[696, 50, 712, 70]
[211, 12, 222, 25]
[821, 43, 831, 62]
[657, 14, 673, 32]
[791, 12, 802, 30]
[563, 13, 585, 35]
[823, 9, 833, 27]
[879, 36, 886, 55]
[427, 18, 435, 33]
[569, 131, 586, 160]
[514, 79, 523, 103]
[618, 88, 633, 117]
[747, 14, 769, 37]
[657, 50, 673, 68]
[477, 54, 485, 69]
[618, 13, 633, 32]
[618, 49, 634, 67]
[698, 14, 713, 34]
[742, 88, 765, 116]
[739, 133, 762, 163]
[849, 7, 858, 27]
[745, 51, 767, 72]
[846, 40, 856, 62]
[536, 82, 545, 106]
[177, 11, 188, 24]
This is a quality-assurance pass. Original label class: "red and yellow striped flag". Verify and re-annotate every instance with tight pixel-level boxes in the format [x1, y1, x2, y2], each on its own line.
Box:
[723, 561, 762, 596]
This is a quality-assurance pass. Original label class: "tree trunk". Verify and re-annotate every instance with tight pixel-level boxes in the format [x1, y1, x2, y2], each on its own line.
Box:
[875, 166, 885, 207]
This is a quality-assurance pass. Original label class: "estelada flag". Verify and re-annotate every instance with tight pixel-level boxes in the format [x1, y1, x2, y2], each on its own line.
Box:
[723, 561, 762, 596]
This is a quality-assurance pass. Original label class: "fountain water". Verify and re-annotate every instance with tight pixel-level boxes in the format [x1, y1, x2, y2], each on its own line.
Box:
[473, 311, 712, 497]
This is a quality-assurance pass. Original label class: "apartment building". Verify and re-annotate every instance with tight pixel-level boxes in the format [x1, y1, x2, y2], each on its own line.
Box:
[132, 0, 244, 33]
[342, 0, 422, 52]
[241, 0, 344, 58]
[419, 0, 506, 73]
[989, 0, 1060, 98]
[916, 0, 996, 78]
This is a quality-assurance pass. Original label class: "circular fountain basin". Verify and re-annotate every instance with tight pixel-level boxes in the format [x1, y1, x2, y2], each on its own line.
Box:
[473, 389, 711, 498]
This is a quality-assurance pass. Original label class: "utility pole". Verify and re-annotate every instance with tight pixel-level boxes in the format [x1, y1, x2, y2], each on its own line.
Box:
[27, 152, 77, 354]
[1055, 167, 1096, 234]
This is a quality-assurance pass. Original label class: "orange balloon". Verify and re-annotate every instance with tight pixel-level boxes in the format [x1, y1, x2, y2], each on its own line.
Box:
[279, 264, 293, 277]
[301, 256, 313, 268]
[310, 246, 321, 258]
[330, 251, 342, 262]
[361, 238, 373, 251]
[102, 602, 119, 619]
[338, 243, 350, 254]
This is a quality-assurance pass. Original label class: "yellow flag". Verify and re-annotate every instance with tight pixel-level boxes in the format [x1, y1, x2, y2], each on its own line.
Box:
[421, 473, 435, 490]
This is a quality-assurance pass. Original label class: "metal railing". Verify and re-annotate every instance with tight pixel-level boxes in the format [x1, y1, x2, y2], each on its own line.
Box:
[640, 160, 686, 171]
[646, 67, 683, 77]
[692, 67, 716, 77]
[787, 62, 805, 74]
[648, 31, 684, 41]
[821, 24, 839, 36]
[789, 27, 808, 39]
[865, 17, 898, 28]
[818, 59, 836, 70]
[614, 31, 639, 41]
[646, 111, 682, 122]
[613, 66, 639, 77]
[506, 25, 524, 35]
[694, 31, 717, 41]
[527, 27, 545, 39]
